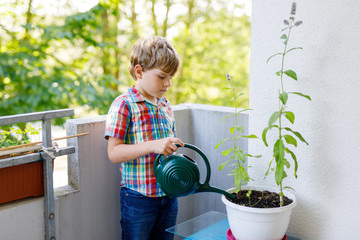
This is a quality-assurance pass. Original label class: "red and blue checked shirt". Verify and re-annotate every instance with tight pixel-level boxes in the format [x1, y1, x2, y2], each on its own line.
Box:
[104, 86, 176, 197]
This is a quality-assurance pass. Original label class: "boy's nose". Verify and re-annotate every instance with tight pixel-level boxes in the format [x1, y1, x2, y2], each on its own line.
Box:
[164, 78, 171, 87]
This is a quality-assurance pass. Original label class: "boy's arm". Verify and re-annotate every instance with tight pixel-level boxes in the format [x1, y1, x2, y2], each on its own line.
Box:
[107, 136, 184, 163]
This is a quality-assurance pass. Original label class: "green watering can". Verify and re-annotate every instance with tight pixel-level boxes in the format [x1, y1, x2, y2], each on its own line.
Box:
[154, 143, 236, 200]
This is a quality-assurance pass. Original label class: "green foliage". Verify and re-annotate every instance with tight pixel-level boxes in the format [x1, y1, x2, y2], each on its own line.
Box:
[171, 7, 251, 107]
[0, 0, 251, 123]
[0, 124, 41, 149]
[215, 74, 261, 192]
[261, 3, 311, 206]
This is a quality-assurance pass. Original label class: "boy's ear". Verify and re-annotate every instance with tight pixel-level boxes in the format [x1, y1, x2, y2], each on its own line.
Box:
[134, 65, 143, 79]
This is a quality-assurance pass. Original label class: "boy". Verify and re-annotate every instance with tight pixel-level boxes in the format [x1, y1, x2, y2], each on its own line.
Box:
[104, 36, 184, 240]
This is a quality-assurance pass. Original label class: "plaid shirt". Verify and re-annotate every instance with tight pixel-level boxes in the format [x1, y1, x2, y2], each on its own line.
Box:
[104, 86, 176, 197]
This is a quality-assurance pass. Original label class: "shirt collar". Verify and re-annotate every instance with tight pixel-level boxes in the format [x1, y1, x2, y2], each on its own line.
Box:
[128, 86, 167, 107]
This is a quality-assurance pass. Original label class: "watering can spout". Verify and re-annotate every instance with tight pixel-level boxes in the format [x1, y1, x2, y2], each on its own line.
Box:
[154, 143, 236, 200]
[197, 185, 236, 200]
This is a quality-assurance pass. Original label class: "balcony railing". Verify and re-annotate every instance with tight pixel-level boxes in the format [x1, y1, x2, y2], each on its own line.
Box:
[0, 109, 75, 240]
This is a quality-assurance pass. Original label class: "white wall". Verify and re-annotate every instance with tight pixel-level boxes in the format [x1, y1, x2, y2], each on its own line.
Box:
[249, 1, 360, 239]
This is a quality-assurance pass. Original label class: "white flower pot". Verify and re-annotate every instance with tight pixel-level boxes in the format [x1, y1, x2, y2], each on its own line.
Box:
[222, 185, 297, 240]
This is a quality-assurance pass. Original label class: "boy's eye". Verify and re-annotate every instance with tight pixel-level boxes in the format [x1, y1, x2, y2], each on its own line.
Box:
[158, 76, 166, 79]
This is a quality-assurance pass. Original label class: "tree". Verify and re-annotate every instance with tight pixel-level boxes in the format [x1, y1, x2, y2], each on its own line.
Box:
[171, 2, 250, 106]
[0, 0, 251, 124]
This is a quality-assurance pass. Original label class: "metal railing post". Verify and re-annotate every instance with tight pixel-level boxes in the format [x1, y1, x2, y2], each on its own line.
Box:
[42, 119, 56, 240]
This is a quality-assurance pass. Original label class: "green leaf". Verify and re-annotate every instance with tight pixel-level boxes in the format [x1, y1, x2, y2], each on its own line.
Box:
[285, 147, 298, 178]
[273, 139, 287, 185]
[284, 127, 309, 145]
[262, 124, 278, 147]
[246, 154, 262, 158]
[284, 111, 295, 124]
[275, 162, 287, 185]
[279, 92, 288, 105]
[222, 148, 234, 156]
[284, 70, 297, 80]
[246, 190, 252, 198]
[284, 186, 296, 191]
[264, 156, 274, 178]
[215, 137, 232, 149]
[268, 111, 280, 127]
[266, 53, 283, 64]
[240, 134, 258, 139]
[233, 165, 249, 186]
[285, 47, 303, 54]
[280, 34, 288, 39]
[274, 139, 285, 162]
[219, 113, 235, 123]
[284, 134, 297, 147]
[284, 158, 290, 168]
[230, 127, 235, 135]
[276, 70, 282, 76]
[289, 92, 312, 101]
[219, 159, 232, 171]
[230, 126, 244, 134]
[237, 108, 253, 114]
[234, 148, 246, 162]
[262, 127, 270, 147]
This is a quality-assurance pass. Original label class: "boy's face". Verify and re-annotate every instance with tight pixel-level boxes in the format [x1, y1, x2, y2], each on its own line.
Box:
[134, 66, 172, 103]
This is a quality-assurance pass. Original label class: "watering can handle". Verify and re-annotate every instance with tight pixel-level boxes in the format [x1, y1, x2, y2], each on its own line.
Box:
[154, 143, 212, 185]
[175, 143, 212, 185]
[154, 143, 236, 200]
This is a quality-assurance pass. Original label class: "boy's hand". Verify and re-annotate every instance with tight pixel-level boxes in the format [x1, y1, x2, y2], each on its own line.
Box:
[154, 137, 184, 156]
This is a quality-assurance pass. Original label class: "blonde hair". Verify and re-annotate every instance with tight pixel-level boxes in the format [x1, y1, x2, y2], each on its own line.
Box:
[129, 36, 180, 80]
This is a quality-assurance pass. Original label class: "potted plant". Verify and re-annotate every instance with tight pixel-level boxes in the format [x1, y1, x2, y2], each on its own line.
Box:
[217, 2, 311, 240]
[0, 124, 44, 205]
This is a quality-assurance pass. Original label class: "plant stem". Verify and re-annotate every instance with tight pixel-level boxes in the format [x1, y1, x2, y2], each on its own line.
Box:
[230, 80, 243, 191]
[278, 19, 294, 206]
[280, 23, 294, 92]
[280, 181, 284, 207]
[250, 191, 264, 207]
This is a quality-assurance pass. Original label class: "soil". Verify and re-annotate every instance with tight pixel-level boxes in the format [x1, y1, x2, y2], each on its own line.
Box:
[227, 189, 293, 208]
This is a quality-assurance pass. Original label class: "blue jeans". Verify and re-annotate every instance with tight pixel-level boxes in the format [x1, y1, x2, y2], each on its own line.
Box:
[120, 187, 178, 240]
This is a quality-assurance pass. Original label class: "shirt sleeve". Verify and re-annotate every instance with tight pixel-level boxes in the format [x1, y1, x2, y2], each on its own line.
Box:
[104, 98, 131, 141]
